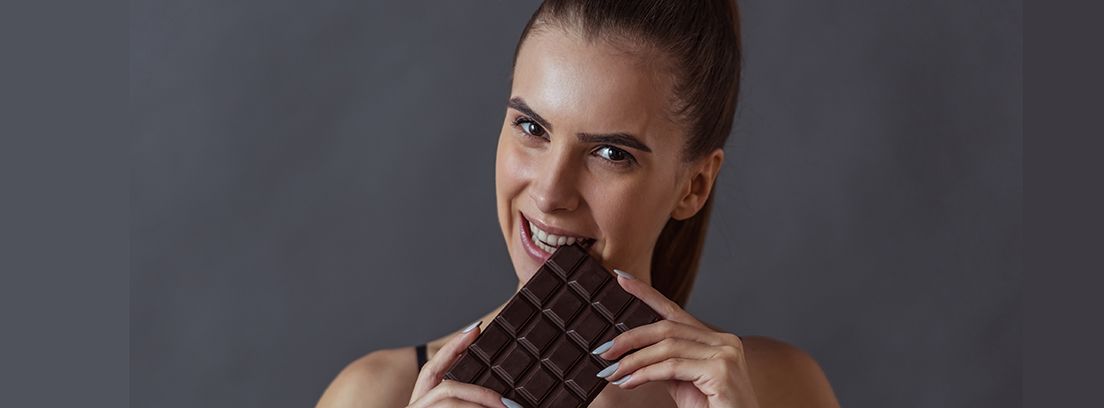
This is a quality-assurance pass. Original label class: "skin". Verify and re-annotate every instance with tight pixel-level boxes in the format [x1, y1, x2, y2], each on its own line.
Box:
[317, 26, 840, 408]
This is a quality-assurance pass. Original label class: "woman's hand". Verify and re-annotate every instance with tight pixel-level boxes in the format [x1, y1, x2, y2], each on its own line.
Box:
[406, 321, 517, 408]
[591, 270, 760, 408]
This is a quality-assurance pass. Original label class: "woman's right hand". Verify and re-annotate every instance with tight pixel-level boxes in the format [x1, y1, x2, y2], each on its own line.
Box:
[406, 321, 517, 408]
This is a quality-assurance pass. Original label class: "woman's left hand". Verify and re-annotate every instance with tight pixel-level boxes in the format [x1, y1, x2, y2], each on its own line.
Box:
[592, 269, 760, 408]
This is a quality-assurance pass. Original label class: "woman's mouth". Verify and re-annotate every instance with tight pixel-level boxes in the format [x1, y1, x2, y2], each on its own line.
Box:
[519, 213, 593, 262]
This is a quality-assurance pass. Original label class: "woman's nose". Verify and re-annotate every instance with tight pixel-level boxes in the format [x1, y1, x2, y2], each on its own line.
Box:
[528, 150, 581, 214]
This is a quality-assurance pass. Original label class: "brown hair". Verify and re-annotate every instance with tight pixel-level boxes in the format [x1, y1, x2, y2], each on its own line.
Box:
[511, 0, 742, 306]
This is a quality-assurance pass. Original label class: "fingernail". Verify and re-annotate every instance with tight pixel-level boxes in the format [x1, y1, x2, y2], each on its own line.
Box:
[591, 340, 614, 355]
[614, 269, 635, 280]
[611, 374, 632, 385]
[596, 362, 619, 378]
[461, 320, 482, 333]
[501, 397, 523, 408]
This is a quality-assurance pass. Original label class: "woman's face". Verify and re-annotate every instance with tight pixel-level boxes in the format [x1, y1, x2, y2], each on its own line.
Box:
[496, 28, 720, 285]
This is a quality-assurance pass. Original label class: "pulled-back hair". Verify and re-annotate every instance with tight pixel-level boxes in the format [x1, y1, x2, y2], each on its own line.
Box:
[511, 0, 742, 306]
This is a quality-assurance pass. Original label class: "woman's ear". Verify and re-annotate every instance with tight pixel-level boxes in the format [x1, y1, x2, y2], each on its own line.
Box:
[671, 148, 724, 220]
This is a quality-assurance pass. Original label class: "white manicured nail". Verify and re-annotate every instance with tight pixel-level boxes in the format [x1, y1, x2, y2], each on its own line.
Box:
[461, 320, 482, 333]
[501, 397, 523, 408]
[596, 362, 619, 378]
[614, 269, 635, 280]
[591, 340, 614, 355]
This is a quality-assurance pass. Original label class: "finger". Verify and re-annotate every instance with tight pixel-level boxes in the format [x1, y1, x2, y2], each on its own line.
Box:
[411, 380, 507, 408]
[410, 321, 483, 402]
[595, 337, 726, 382]
[612, 357, 735, 392]
[595, 319, 728, 360]
[421, 398, 487, 408]
[417, 399, 479, 408]
[613, 269, 702, 326]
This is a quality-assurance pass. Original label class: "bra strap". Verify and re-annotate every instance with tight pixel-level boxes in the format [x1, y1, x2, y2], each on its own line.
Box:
[415, 343, 428, 370]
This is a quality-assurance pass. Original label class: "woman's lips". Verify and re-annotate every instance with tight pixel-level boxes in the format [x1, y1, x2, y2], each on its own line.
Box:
[519, 213, 553, 263]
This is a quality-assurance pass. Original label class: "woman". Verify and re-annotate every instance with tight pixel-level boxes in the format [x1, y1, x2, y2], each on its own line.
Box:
[319, 1, 839, 407]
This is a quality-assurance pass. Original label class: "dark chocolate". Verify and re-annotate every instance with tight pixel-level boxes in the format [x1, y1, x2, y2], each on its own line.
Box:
[444, 244, 661, 407]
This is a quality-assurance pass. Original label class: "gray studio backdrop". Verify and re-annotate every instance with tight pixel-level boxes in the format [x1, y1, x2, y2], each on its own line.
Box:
[131, 0, 1021, 407]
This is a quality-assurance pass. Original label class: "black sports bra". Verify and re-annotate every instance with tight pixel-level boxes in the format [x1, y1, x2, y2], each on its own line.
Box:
[415, 343, 428, 370]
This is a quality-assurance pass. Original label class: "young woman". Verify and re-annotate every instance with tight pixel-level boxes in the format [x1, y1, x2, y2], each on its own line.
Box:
[318, 1, 839, 407]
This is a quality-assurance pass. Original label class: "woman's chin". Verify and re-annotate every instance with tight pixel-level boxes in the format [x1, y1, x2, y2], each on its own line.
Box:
[514, 270, 536, 289]
[515, 255, 547, 284]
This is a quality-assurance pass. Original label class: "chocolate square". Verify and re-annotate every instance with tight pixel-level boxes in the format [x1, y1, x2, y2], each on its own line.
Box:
[470, 322, 510, 362]
[476, 371, 511, 395]
[566, 308, 606, 350]
[498, 296, 537, 335]
[543, 287, 585, 329]
[492, 342, 535, 385]
[519, 316, 559, 356]
[516, 365, 557, 405]
[521, 266, 562, 304]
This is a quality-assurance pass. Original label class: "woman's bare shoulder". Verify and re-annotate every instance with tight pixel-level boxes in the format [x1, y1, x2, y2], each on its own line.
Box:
[316, 347, 419, 408]
[740, 335, 841, 408]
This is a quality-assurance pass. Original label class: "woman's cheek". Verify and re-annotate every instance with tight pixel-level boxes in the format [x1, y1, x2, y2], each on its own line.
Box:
[502, 142, 537, 188]
[496, 135, 523, 187]
[607, 180, 668, 253]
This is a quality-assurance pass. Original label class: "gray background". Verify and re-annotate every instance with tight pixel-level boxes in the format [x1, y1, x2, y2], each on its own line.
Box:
[130, 0, 1021, 407]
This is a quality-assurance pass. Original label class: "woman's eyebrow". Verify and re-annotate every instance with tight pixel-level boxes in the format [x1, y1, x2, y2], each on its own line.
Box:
[507, 96, 652, 153]
[577, 132, 653, 153]
[507, 97, 554, 132]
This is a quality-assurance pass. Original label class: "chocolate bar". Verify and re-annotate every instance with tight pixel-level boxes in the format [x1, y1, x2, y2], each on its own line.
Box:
[443, 243, 661, 407]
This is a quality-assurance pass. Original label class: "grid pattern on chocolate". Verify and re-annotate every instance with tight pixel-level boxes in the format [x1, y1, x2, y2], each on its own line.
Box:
[443, 244, 661, 408]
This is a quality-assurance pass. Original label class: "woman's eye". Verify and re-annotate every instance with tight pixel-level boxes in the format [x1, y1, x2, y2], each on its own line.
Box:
[514, 118, 546, 138]
[595, 145, 635, 164]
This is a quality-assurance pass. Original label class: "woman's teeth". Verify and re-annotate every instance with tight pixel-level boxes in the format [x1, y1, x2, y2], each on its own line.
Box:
[529, 222, 583, 253]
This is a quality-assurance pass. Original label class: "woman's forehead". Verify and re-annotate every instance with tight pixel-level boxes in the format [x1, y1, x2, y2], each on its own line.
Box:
[511, 29, 681, 142]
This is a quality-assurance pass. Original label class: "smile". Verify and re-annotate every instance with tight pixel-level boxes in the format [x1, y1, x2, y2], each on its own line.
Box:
[519, 213, 594, 260]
